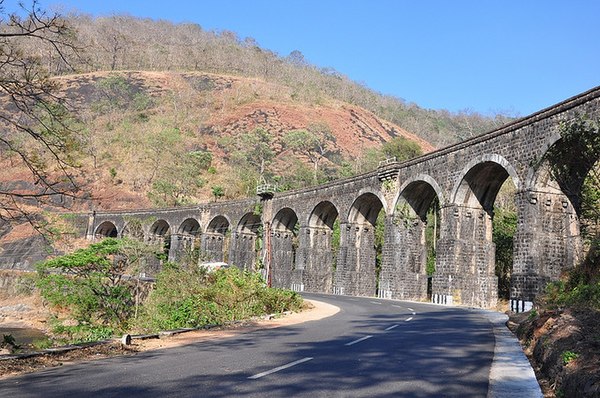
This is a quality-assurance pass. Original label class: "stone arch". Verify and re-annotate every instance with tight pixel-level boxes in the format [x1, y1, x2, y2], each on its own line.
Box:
[308, 201, 339, 229]
[381, 178, 442, 301]
[524, 129, 563, 191]
[272, 207, 298, 233]
[356, 188, 388, 217]
[348, 192, 384, 227]
[206, 215, 230, 235]
[149, 219, 171, 237]
[171, 218, 202, 262]
[451, 154, 520, 213]
[336, 192, 385, 297]
[94, 221, 118, 238]
[395, 177, 443, 221]
[270, 208, 300, 289]
[301, 201, 340, 294]
[395, 175, 444, 216]
[147, 219, 171, 273]
[230, 212, 262, 271]
[236, 213, 262, 235]
[526, 129, 599, 213]
[178, 218, 201, 236]
[202, 215, 231, 263]
[512, 123, 593, 311]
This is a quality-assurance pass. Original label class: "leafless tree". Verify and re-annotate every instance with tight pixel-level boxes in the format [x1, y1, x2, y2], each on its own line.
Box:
[0, 0, 82, 228]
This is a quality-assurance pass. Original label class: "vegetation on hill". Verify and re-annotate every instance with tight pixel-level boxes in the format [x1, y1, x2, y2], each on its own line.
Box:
[0, 3, 518, 221]
[22, 13, 515, 148]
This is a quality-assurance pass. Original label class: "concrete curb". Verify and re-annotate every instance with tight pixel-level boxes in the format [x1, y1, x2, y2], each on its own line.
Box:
[479, 310, 543, 398]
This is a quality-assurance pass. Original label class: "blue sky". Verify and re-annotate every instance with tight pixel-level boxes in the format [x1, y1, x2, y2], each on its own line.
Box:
[15, 0, 600, 116]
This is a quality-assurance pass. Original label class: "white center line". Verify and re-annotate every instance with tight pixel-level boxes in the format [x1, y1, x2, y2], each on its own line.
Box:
[405, 317, 413, 322]
[392, 305, 403, 309]
[370, 301, 382, 305]
[385, 324, 399, 331]
[345, 335, 373, 346]
[248, 357, 313, 379]
[407, 308, 414, 311]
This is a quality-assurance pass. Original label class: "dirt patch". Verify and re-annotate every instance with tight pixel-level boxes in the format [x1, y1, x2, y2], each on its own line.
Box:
[509, 308, 600, 397]
[0, 299, 339, 379]
[0, 294, 50, 332]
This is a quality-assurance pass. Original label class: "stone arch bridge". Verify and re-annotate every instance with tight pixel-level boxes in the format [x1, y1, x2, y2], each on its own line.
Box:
[89, 87, 600, 310]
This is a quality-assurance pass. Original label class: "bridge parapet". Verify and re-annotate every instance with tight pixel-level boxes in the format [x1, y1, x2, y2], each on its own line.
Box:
[59, 86, 600, 310]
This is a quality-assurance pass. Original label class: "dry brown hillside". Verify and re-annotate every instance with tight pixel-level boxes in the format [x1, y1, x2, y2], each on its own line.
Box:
[51, 71, 433, 209]
[0, 70, 433, 248]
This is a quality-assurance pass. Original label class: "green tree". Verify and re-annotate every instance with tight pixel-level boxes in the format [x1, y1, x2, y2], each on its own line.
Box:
[211, 185, 224, 201]
[36, 238, 159, 339]
[226, 127, 274, 179]
[493, 207, 517, 300]
[382, 136, 423, 161]
[283, 123, 336, 184]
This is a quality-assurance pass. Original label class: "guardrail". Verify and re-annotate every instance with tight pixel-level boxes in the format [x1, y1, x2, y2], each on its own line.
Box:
[256, 184, 277, 196]
[377, 157, 397, 168]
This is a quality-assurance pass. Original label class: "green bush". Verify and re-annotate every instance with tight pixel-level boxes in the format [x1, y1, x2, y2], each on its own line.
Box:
[36, 237, 160, 341]
[545, 279, 600, 310]
[135, 265, 302, 332]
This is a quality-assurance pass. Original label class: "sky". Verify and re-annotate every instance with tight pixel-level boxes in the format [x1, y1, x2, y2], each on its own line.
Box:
[12, 0, 600, 116]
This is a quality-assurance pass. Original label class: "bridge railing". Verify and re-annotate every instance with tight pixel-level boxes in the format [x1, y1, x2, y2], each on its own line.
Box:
[256, 184, 277, 197]
[377, 157, 397, 168]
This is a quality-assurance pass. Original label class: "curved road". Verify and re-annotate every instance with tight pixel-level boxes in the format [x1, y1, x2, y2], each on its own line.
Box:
[0, 294, 500, 397]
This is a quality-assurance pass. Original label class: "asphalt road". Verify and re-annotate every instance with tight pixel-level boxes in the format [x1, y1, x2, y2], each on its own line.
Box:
[0, 294, 496, 397]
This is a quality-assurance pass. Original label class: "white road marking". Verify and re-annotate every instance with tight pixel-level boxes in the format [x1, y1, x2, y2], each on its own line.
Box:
[405, 317, 413, 322]
[392, 305, 403, 309]
[385, 324, 399, 331]
[248, 357, 313, 379]
[407, 308, 414, 311]
[345, 335, 373, 346]
[370, 301, 382, 305]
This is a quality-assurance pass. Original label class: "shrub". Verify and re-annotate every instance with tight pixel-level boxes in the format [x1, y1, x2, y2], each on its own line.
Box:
[135, 266, 302, 332]
[36, 238, 160, 341]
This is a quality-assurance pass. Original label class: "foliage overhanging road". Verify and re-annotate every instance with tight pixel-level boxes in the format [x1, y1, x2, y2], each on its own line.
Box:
[0, 294, 495, 397]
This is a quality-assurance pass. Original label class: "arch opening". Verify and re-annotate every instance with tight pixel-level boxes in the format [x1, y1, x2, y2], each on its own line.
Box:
[526, 118, 600, 302]
[454, 161, 510, 213]
[342, 192, 384, 297]
[207, 215, 230, 235]
[179, 218, 201, 236]
[272, 208, 299, 233]
[446, 160, 519, 306]
[95, 221, 118, 239]
[236, 213, 262, 235]
[349, 192, 384, 227]
[390, 180, 441, 300]
[150, 220, 171, 237]
[203, 215, 231, 263]
[270, 208, 300, 289]
[230, 212, 263, 271]
[308, 201, 339, 229]
[303, 201, 340, 294]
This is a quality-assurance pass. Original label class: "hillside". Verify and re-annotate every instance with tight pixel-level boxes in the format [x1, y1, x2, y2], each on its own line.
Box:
[20, 13, 514, 148]
[1, 70, 432, 216]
